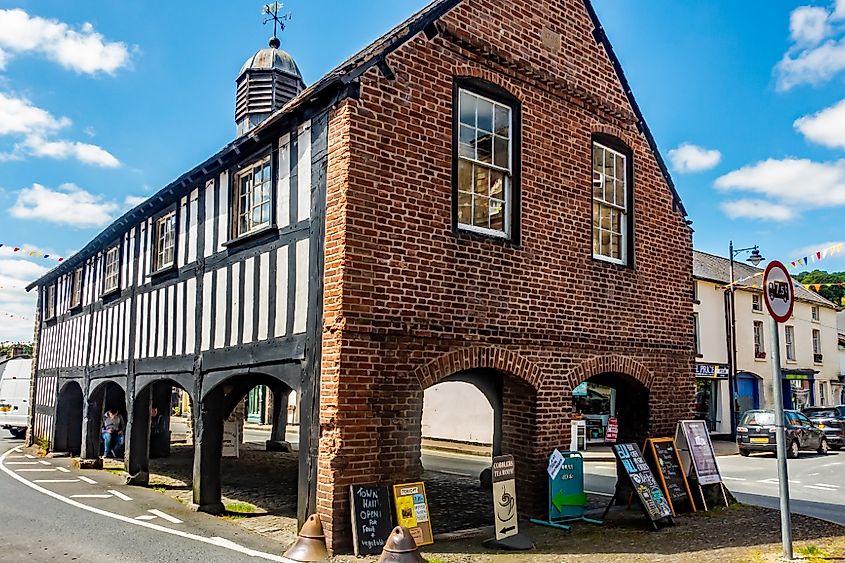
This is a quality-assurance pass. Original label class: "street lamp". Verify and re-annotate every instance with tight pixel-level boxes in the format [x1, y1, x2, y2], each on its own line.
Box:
[727, 241, 765, 440]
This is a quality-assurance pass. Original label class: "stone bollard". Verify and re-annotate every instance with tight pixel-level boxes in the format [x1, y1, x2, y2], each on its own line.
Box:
[283, 514, 329, 562]
[377, 526, 427, 563]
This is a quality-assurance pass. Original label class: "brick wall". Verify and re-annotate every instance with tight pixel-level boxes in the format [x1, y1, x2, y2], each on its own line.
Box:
[318, 0, 694, 551]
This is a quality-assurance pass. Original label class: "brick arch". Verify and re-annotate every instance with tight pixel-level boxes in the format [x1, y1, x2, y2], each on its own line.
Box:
[414, 346, 542, 390]
[591, 124, 637, 151]
[453, 65, 522, 97]
[567, 354, 653, 391]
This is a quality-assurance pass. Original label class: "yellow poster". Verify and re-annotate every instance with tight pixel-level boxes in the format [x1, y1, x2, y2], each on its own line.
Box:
[395, 495, 417, 528]
[392, 482, 433, 546]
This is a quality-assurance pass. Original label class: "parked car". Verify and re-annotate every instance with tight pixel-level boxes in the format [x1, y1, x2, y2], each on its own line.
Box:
[801, 406, 845, 451]
[737, 409, 829, 457]
[0, 356, 32, 439]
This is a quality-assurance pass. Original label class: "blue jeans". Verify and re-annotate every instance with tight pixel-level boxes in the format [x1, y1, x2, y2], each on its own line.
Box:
[102, 432, 124, 458]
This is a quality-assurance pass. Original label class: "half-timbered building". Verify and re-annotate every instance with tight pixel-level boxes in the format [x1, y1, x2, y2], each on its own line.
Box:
[28, 0, 696, 552]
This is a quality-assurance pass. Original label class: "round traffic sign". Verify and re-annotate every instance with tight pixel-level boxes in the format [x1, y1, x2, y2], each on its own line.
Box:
[762, 261, 794, 323]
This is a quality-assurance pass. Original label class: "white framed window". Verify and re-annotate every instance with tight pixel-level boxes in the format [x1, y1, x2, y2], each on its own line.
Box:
[785, 325, 796, 361]
[818, 381, 827, 406]
[456, 88, 513, 238]
[811, 306, 819, 322]
[693, 313, 700, 355]
[45, 284, 56, 320]
[70, 267, 83, 309]
[103, 246, 120, 294]
[592, 142, 628, 264]
[753, 320, 765, 357]
[154, 211, 177, 272]
[752, 294, 762, 312]
[233, 156, 273, 239]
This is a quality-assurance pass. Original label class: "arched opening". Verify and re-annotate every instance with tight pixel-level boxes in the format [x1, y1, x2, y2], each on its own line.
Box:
[54, 381, 83, 455]
[191, 372, 300, 519]
[419, 369, 537, 534]
[572, 372, 649, 446]
[85, 380, 127, 460]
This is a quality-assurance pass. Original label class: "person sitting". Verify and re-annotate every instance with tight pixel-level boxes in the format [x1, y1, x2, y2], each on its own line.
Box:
[101, 408, 125, 458]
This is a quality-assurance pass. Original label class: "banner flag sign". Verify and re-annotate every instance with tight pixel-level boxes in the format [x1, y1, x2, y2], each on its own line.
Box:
[392, 482, 433, 547]
[492, 455, 519, 541]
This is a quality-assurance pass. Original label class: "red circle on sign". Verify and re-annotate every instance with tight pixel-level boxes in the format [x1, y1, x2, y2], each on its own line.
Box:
[762, 261, 794, 323]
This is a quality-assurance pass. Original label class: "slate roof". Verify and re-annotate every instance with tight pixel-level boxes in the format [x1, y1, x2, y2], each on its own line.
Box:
[29, 0, 684, 289]
[694, 250, 837, 308]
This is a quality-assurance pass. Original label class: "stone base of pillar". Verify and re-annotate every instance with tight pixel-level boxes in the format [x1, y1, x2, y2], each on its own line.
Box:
[265, 440, 292, 452]
[189, 502, 225, 515]
[125, 471, 149, 486]
[73, 457, 102, 470]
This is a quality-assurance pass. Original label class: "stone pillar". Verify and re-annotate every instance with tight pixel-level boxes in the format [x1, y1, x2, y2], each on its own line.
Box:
[125, 386, 151, 485]
[79, 396, 103, 468]
[267, 387, 291, 452]
[149, 383, 172, 458]
[191, 386, 225, 514]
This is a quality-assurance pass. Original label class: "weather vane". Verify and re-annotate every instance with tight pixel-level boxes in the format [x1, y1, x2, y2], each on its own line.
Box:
[263, 2, 292, 47]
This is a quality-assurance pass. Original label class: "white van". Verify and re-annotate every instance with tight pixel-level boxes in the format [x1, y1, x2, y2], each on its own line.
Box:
[0, 356, 32, 439]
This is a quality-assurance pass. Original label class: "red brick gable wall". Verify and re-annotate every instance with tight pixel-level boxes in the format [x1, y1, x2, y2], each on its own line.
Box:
[318, 0, 693, 551]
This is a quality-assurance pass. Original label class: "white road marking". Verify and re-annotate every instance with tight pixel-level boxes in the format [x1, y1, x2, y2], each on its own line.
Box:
[38, 460, 51, 466]
[15, 468, 57, 472]
[585, 490, 614, 497]
[435, 470, 472, 477]
[0, 449, 287, 561]
[33, 479, 79, 483]
[805, 485, 838, 491]
[812, 483, 839, 488]
[24, 454, 35, 459]
[108, 489, 133, 501]
[135, 515, 157, 521]
[721, 476, 747, 481]
[56, 467, 70, 473]
[12, 447, 22, 452]
[6, 461, 40, 465]
[148, 509, 182, 524]
[822, 462, 841, 467]
[758, 478, 800, 485]
[78, 476, 97, 484]
[71, 494, 113, 499]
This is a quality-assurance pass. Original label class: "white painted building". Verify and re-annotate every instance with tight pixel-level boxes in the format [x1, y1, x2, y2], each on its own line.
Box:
[693, 251, 840, 435]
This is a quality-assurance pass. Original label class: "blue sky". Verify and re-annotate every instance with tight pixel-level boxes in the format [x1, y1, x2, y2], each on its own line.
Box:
[1, 0, 845, 341]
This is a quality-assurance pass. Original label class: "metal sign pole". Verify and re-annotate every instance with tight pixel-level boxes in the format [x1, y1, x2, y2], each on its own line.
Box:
[768, 316, 793, 560]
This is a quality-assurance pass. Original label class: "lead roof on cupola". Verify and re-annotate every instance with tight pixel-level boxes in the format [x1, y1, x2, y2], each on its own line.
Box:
[238, 37, 303, 79]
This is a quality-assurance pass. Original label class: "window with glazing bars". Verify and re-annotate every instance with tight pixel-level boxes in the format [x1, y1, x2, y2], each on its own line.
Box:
[154, 211, 176, 271]
[104, 246, 120, 293]
[592, 142, 628, 264]
[70, 268, 83, 308]
[456, 89, 512, 238]
[233, 156, 272, 238]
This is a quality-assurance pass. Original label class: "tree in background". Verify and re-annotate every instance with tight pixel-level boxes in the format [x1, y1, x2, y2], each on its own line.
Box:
[793, 270, 845, 306]
[0, 342, 33, 358]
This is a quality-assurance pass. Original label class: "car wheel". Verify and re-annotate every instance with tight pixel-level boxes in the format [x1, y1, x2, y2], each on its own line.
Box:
[739, 448, 750, 457]
[818, 438, 829, 455]
[788, 440, 800, 459]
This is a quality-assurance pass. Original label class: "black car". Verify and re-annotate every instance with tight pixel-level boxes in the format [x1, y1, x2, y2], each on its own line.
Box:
[737, 409, 829, 457]
[802, 406, 845, 451]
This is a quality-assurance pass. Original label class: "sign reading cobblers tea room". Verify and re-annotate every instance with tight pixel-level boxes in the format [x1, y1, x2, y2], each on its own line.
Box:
[392, 482, 433, 547]
[492, 455, 519, 541]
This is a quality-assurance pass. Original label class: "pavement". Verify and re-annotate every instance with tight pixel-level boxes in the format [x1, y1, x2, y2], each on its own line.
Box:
[0, 432, 295, 562]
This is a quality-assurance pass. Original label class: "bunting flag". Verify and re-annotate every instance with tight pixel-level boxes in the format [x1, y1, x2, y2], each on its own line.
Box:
[786, 243, 844, 270]
[802, 282, 845, 290]
[0, 243, 64, 262]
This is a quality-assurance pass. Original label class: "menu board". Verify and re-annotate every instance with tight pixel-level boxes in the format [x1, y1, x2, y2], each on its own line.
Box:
[612, 443, 673, 524]
[392, 482, 433, 547]
[644, 438, 696, 514]
[349, 484, 393, 556]
[677, 420, 722, 486]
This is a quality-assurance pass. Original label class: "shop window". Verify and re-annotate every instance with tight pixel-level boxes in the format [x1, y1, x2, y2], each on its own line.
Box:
[753, 321, 765, 358]
[572, 382, 615, 444]
[454, 85, 517, 239]
[785, 325, 796, 361]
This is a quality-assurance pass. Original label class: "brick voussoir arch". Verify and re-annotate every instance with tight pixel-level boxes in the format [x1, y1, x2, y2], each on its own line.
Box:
[414, 347, 543, 390]
[568, 354, 654, 391]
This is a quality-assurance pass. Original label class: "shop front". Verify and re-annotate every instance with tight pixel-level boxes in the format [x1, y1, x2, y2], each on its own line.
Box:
[694, 363, 730, 435]
[572, 381, 616, 445]
[781, 369, 817, 410]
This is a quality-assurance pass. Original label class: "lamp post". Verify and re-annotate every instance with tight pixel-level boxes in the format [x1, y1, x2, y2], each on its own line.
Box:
[727, 241, 764, 440]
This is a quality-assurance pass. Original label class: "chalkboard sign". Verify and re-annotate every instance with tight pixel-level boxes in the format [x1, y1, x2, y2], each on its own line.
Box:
[677, 420, 722, 486]
[644, 438, 696, 515]
[349, 484, 393, 556]
[612, 443, 673, 527]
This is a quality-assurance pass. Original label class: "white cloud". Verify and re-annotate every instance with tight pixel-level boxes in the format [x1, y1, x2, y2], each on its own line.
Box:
[790, 240, 845, 257]
[21, 135, 119, 168]
[667, 143, 722, 173]
[0, 92, 119, 167]
[0, 256, 49, 281]
[776, 1, 845, 90]
[0, 9, 132, 75]
[790, 6, 831, 46]
[124, 195, 147, 207]
[9, 183, 119, 228]
[794, 98, 845, 148]
[0, 254, 48, 341]
[720, 199, 795, 221]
